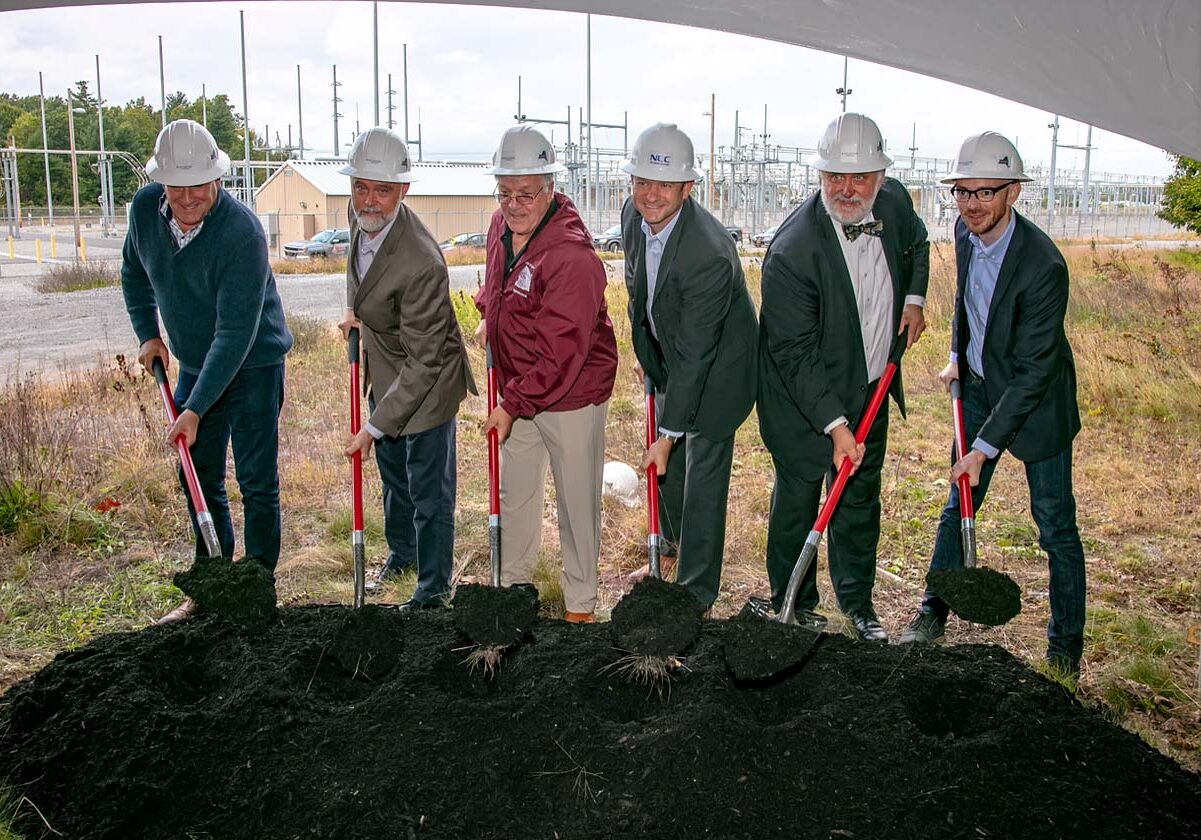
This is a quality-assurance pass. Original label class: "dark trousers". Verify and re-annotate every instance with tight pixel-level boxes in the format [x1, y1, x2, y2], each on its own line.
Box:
[656, 394, 735, 608]
[921, 374, 1086, 666]
[173, 363, 285, 572]
[766, 399, 890, 617]
[373, 412, 457, 604]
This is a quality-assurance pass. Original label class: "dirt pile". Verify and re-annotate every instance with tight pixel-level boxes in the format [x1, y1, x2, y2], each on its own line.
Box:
[174, 555, 277, 625]
[2, 607, 1200, 840]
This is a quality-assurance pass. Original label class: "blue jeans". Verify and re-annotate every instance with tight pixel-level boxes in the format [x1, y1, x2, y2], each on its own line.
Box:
[173, 363, 285, 572]
[921, 373, 1086, 667]
[372, 411, 457, 604]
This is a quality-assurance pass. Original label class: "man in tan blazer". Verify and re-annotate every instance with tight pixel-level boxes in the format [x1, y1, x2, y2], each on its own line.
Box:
[339, 127, 477, 609]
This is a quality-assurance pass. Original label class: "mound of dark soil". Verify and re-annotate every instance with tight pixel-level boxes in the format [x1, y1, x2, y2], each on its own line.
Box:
[721, 603, 822, 681]
[927, 566, 1023, 625]
[451, 582, 539, 646]
[173, 555, 277, 625]
[2, 608, 1200, 840]
[610, 577, 704, 656]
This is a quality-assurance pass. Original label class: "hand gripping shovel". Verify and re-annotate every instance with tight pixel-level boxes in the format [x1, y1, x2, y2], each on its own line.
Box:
[924, 379, 1021, 626]
[777, 361, 897, 625]
[348, 328, 366, 609]
[151, 358, 221, 559]
[644, 375, 662, 580]
[486, 344, 501, 587]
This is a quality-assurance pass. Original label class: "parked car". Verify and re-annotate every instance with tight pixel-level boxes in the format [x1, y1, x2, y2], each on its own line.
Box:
[439, 232, 487, 251]
[751, 225, 779, 248]
[283, 228, 351, 258]
[592, 224, 623, 252]
[725, 226, 744, 244]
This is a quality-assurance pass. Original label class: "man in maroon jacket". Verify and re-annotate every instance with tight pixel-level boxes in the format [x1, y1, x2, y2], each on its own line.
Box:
[475, 125, 618, 623]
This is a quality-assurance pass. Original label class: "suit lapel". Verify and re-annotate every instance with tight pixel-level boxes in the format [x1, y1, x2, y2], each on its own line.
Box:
[983, 212, 1025, 348]
[879, 203, 904, 343]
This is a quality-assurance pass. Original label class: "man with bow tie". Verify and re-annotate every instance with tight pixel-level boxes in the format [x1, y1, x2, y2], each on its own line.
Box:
[756, 113, 929, 641]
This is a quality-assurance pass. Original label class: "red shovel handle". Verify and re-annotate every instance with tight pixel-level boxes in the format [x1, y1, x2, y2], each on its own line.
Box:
[348, 328, 363, 531]
[644, 375, 660, 539]
[948, 378, 975, 519]
[151, 358, 209, 519]
[485, 345, 500, 517]
[812, 362, 897, 535]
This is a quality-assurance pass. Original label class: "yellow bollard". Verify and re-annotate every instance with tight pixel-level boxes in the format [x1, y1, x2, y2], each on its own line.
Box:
[36, 240, 42, 263]
[80, 238, 87, 263]
[50, 233, 57, 258]
[6, 237, 12, 258]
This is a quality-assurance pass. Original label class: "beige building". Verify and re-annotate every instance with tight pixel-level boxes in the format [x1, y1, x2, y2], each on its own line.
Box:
[254, 160, 497, 254]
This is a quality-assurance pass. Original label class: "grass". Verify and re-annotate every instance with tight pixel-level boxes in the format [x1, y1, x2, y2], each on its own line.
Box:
[1, 241, 1200, 772]
[271, 255, 347, 275]
[34, 260, 120, 293]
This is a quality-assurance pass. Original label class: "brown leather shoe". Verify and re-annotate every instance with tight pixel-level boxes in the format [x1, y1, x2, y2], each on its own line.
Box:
[626, 555, 677, 583]
[564, 611, 596, 624]
[157, 598, 197, 625]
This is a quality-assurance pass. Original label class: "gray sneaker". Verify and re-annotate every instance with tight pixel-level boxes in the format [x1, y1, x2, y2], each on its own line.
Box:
[898, 610, 946, 644]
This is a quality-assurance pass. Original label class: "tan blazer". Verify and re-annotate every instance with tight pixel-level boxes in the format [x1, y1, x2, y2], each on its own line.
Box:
[348, 202, 477, 438]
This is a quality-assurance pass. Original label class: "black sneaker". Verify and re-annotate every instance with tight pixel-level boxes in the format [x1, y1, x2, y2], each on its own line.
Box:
[897, 610, 946, 644]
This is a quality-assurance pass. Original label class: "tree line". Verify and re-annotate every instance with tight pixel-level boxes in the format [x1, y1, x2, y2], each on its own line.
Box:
[1, 82, 284, 212]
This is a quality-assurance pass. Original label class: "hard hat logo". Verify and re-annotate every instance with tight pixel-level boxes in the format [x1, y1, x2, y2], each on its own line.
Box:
[620, 123, 703, 182]
[538, 150, 549, 161]
[998, 155, 1011, 167]
[340, 127, 417, 184]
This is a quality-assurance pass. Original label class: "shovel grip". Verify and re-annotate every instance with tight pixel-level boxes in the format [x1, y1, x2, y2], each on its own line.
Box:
[151, 357, 217, 554]
[644, 375, 661, 563]
[949, 378, 975, 520]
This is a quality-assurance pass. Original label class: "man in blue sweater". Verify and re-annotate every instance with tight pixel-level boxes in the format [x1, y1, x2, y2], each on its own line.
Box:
[121, 120, 293, 623]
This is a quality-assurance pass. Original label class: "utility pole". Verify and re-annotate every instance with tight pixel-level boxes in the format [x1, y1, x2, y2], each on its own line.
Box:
[332, 64, 343, 156]
[66, 89, 82, 260]
[707, 93, 716, 208]
[908, 123, 917, 170]
[836, 56, 852, 112]
[403, 45, 410, 147]
[1047, 115, 1059, 232]
[386, 73, 396, 130]
[158, 35, 166, 127]
[296, 65, 304, 160]
[239, 10, 253, 209]
[585, 13, 592, 229]
[38, 72, 53, 225]
[1053, 121, 1094, 236]
[96, 54, 113, 236]
[201, 83, 208, 127]
[372, 1, 380, 126]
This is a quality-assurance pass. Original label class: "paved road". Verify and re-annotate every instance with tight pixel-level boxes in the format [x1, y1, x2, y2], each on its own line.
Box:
[0, 259, 622, 377]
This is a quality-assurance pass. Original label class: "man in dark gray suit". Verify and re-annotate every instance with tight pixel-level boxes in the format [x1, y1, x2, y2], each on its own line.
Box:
[899, 132, 1085, 675]
[619, 123, 758, 610]
[339, 127, 477, 609]
[757, 113, 929, 641]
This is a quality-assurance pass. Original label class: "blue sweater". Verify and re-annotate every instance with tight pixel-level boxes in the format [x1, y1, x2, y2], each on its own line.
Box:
[121, 184, 293, 417]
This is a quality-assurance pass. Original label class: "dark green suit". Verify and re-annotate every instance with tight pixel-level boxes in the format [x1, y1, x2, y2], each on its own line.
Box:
[758, 178, 929, 615]
[622, 195, 758, 606]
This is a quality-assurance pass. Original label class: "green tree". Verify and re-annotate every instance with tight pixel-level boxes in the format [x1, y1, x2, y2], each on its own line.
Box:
[1159, 156, 1201, 234]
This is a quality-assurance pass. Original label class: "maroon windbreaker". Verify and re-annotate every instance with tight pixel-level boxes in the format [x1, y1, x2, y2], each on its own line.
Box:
[475, 193, 618, 418]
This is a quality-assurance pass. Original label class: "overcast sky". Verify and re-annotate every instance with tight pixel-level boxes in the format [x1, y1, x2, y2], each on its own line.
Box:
[0, 1, 1175, 177]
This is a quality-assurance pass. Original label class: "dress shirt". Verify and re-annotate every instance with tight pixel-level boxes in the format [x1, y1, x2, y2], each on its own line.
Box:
[822, 212, 925, 434]
[949, 211, 1016, 459]
[641, 209, 684, 439]
[159, 194, 204, 251]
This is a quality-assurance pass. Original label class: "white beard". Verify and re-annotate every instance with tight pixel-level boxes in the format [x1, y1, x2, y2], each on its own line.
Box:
[821, 179, 884, 225]
[355, 208, 395, 233]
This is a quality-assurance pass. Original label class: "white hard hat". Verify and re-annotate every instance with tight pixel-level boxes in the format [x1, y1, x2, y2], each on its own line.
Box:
[808, 113, 893, 174]
[942, 132, 1031, 183]
[145, 119, 230, 187]
[602, 461, 640, 508]
[619, 123, 705, 182]
[340, 127, 416, 184]
[488, 125, 566, 176]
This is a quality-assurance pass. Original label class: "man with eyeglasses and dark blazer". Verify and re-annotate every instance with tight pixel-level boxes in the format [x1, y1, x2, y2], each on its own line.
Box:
[899, 131, 1085, 677]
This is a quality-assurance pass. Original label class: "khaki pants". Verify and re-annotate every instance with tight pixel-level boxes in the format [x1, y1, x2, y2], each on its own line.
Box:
[498, 401, 607, 614]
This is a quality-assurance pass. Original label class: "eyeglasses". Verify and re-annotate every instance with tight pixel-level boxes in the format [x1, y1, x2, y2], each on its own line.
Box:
[949, 181, 1017, 203]
[495, 184, 549, 207]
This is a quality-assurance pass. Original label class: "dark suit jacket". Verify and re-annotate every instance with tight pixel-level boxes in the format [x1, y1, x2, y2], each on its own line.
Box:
[621, 196, 758, 440]
[347, 202, 477, 438]
[952, 211, 1080, 461]
[757, 177, 930, 480]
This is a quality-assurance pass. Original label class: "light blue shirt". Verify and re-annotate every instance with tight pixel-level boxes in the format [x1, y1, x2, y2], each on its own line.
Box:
[641, 209, 682, 341]
[641, 208, 684, 439]
[951, 210, 1017, 458]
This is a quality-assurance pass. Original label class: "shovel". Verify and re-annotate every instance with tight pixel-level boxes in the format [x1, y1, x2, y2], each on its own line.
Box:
[777, 361, 897, 625]
[644, 375, 662, 580]
[348, 328, 366, 609]
[150, 357, 221, 559]
[486, 344, 501, 587]
[923, 378, 1022, 626]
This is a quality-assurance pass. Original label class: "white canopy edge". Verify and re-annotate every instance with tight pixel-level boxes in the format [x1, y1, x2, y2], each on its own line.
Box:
[3, 0, 1199, 159]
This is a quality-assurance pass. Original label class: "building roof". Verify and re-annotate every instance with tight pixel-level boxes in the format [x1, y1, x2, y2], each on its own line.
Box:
[261, 159, 495, 198]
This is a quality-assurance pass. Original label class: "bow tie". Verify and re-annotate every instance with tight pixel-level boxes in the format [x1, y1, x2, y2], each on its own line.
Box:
[843, 220, 884, 241]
